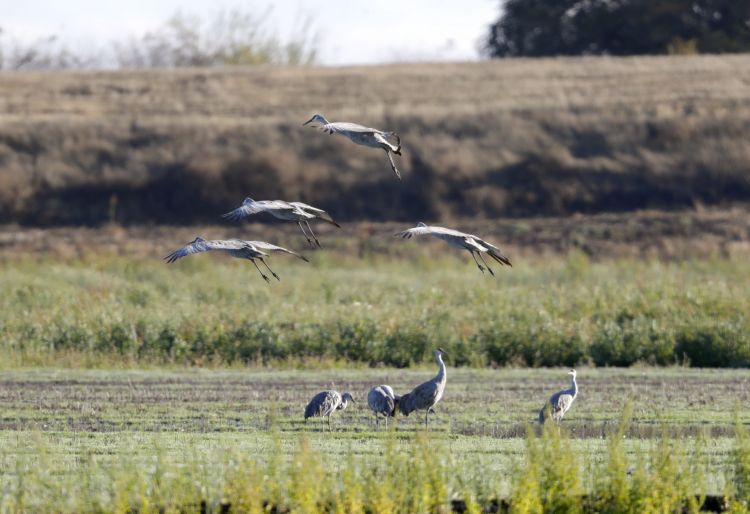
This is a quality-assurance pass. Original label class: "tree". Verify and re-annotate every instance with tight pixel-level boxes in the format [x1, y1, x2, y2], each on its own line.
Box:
[484, 0, 750, 57]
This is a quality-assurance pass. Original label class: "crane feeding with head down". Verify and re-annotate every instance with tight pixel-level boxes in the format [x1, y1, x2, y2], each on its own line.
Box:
[304, 390, 355, 430]
[395, 223, 512, 276]
[303, 114, 403, 179]
[367, 385, 400, 428]
[222, 198, 340, 248]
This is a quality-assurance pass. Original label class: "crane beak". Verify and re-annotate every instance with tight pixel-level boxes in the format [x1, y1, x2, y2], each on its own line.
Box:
[303, 117, 315, 126]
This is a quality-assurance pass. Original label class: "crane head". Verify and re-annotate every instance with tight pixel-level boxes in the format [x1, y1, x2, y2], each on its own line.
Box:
[341, 392, 355, 404]
[436, 347, 448, 358]
[568, 369, 577, 378]
[192, 236, 206, 243]
[242, 197, 255, 205]
[303, 114, 329, 126]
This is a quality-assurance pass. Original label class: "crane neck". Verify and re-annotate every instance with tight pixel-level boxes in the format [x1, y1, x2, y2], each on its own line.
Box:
[570, 375, 578, 396]
[435, 353, 446, 382]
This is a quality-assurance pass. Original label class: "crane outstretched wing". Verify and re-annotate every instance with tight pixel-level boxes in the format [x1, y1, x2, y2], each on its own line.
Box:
[164, 238, 250, 263]
[394, 225, 433, 238]
[164, 238, 213, 263]
[222, 200, 294, 221]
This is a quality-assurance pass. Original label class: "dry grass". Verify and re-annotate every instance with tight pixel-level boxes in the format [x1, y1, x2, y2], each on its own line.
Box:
[1, 55, 750, 225]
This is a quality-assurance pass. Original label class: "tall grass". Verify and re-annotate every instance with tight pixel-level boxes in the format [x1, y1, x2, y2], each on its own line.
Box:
[1, 255, 748, 369]
[1, 418, 747, 513]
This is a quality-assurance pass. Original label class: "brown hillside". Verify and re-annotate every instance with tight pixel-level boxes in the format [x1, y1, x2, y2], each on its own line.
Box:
[1, 56, 750, 225]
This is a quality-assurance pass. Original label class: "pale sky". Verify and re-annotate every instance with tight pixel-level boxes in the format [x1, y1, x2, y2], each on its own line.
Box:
[1, 0, 500, 65]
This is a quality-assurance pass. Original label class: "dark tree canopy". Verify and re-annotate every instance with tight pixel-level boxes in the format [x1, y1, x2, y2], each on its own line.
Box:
[485, 0, 750, 57]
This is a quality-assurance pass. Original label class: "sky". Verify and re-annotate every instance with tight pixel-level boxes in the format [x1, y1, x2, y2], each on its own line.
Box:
[1, 0, 500, 65]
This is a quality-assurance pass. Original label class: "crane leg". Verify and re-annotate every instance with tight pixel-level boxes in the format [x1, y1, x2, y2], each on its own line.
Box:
[251, 260, 270, 283]
[385, 415, 389, 429]
[297, 221, 316, 247]
[470, 251, 485, 273]
[304, 220, 322, 248]
[477, 252, 495, 276]
[327, 415, 332, 431]
[259, 258, 280, 281]
[424, 410, 429, 427]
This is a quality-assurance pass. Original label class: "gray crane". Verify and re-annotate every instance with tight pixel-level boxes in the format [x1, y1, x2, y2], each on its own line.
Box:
[164, 237, 308, 283]
[399, 348, 448, 427]
[395, 223, 512, 276]
[303, 114, 403, 180]
[367, 385, 400, 428]
[539, 369, 578, 424]
[304, 390, 355, 430]
[222, 197, 340, 248]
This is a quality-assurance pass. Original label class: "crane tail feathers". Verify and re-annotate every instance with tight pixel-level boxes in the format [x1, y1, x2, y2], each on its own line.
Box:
[488, 250, 512, 267]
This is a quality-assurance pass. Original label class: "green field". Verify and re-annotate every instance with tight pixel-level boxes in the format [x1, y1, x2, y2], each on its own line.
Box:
[1, 253, 750, 511]
[1, 368, 749, 512]
[1, 254, 748, 368]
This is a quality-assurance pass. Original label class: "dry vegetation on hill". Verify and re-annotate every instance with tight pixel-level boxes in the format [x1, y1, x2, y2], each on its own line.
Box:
[1, 55, 750, 226]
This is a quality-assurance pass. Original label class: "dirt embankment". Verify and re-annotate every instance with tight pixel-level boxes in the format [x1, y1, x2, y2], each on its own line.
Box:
[1, 56, 750, 226]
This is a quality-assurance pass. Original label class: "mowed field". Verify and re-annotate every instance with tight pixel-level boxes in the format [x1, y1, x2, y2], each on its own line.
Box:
[1, 367, 750, 512]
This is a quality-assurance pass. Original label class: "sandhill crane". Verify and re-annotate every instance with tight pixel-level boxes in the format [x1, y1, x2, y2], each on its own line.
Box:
[303, 114, 403, 180]
[367, 385, 400, 428]
[223, 197, 340, 248]
[539, 369, 578, 424]
[304, 390, 354, 430]
[395, 223, 512, 276]
[164, 237, 308, 283]
[399, 348, 448, 427]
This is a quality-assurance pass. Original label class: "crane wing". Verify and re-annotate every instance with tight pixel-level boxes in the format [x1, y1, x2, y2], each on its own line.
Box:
[222, 200, 294, 221]
[164, 238, 248, 263]
[394, 225, 433, 238]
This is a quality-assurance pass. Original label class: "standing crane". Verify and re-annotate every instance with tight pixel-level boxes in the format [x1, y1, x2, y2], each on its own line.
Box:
[303, 114, 403, 179]
[539, 369, 578, 424]
[367, 385, 400, 428]
[395, 223, 512, 276]
[399, 348, 448, 427]
[164, 237, 308, 282]
[304, 390, 355, 430]
[222, 198, 340, 248]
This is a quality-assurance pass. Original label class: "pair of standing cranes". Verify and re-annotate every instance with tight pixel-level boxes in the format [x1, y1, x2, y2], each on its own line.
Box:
[164, 115, 513, 280]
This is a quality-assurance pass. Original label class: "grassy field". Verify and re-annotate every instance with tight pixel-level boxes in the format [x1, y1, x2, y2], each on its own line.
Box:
[1, 250, 748, 369]
[2, 55, 750, 225]
[1, 368, 750, 512]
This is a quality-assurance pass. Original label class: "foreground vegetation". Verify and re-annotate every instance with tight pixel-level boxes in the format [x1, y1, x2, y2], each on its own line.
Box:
[0, 368, 749, 512]
[0, 254, 748, 368]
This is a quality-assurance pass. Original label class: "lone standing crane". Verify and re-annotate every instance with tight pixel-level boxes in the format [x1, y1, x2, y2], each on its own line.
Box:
[539, 369, 578, 424]
[222, 198, 340, 248]
[164, 237, 308, 282]
[303, 114, 403, 179]
[304, 390, 355, 430]
[399, 348, 448, 427]
[367, 385, 400, 428]
[395, 223, 512, 276]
